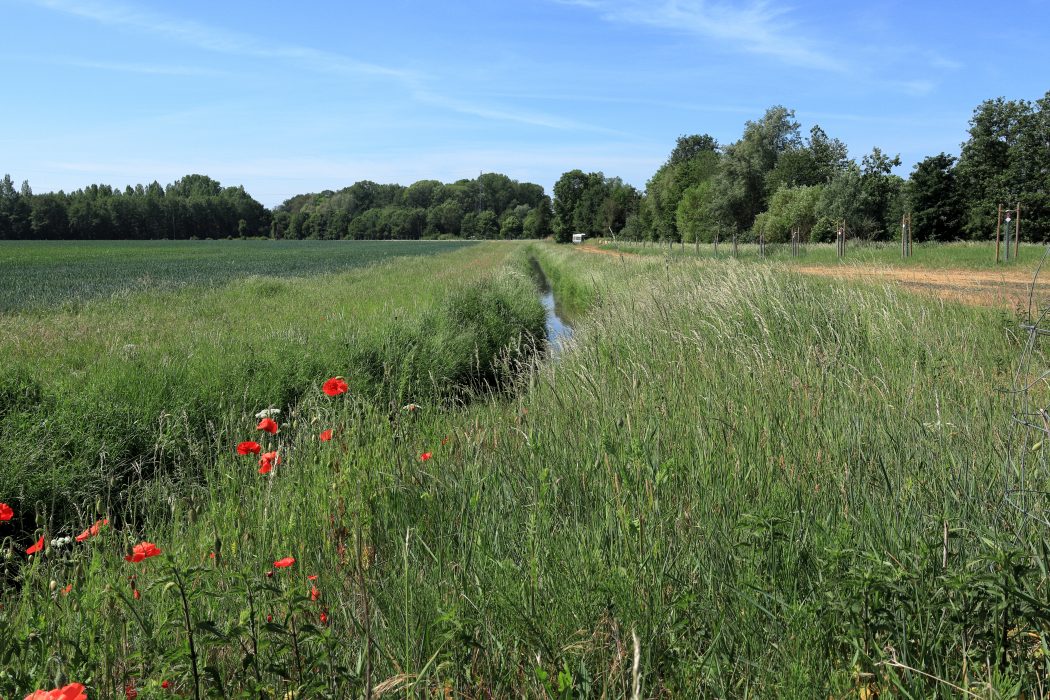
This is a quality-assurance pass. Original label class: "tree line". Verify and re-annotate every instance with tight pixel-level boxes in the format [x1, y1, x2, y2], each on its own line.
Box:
[0, 174, 270, 240]
[553, 91, 1050, 244]
[0, 171, 553, 242]
[270, 173, 552, 240]
[2, 91, 1046, 243]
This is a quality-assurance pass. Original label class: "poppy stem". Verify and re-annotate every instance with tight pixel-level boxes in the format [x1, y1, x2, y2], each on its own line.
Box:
[356, 515, 373, 699]
[244, 576, 263, 685]
[172, 566, 203, 700]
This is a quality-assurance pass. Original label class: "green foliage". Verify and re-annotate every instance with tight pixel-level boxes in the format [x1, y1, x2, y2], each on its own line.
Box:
[908, 153, 964, 241]
[957, 92, 1050, 241]
[552, 170, 640, 241]
[711, 106, 802, 234]
[639, 134, 720, 244]
[277, 174, 551, 241]
[675, 180, 717, 243]
[751, 184, 823, 243]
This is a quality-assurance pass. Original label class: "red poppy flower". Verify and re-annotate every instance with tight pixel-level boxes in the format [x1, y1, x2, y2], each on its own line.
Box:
[133, 589, 141, 600]
[161, 681, 170, 690]
[273, 556, 295, 568]
[258, 450, 279, 474]
[256, 417, 279, 434]
[0, 502, 13, 521]
[319, 611, 329, 625]
[125, 683, 138, 699]
[420, 452, 432, 462]
[322, 377, 349, 397]
[124, 541, 162, 563]
[237, 441, 261, 455]
[266, 614, 273, 622]
[319, 429, 333, 442]
[23, 683, 88, 700]
[310, 586, 320, 601]
[75, 518, 109, 543]
[26, 535, 44, 555]
[307, 574, 318, 581]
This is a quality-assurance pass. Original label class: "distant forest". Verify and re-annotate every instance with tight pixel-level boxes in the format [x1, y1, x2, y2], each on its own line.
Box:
[1, 91, 1047, 243]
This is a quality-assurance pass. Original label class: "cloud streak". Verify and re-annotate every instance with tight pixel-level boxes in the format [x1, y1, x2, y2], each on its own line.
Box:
[558, 0, 844, 71]
[28, 0, 618, 134]
[29, 0, 412, 80]
[16, 54, 228, 77]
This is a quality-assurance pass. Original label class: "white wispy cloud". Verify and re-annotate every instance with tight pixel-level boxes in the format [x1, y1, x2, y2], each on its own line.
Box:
[412, 91, 631, 135]
[27, 0, 618, 134]
[28, 0, 414, 80]
[557, 0, 845, 71]
[18, 55, 228, 77]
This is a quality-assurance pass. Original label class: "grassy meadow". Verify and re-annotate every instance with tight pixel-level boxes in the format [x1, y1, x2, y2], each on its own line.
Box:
[596, 238, 1048, 271]
[2, 240, 1048, 697]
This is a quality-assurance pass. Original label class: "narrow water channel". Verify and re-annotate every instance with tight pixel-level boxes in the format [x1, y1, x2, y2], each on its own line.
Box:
[529, 259, 573, 352]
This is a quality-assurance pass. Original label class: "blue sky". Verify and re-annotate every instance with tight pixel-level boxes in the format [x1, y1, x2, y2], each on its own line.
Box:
[2, 0, 1048, 207]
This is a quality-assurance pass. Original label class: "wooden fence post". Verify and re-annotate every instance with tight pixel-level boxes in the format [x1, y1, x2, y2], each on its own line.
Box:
[1015, 201, 1021, 259]
[995, 203, 1002, 263]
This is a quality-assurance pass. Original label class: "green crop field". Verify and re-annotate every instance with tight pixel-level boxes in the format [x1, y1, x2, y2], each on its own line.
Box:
[1, 240, 1047, 697]
[0, 239, 476, 313]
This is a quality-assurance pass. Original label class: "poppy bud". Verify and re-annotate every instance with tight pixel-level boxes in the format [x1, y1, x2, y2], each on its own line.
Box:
[267, 614, 273, 622]
[49, 580, 57, 592]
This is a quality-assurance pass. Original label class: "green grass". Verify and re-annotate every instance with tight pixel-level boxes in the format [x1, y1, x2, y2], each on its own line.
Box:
[2, 242, 1048, 697]
[599, 238, 1048, 270]
[0, 239, 476, 313]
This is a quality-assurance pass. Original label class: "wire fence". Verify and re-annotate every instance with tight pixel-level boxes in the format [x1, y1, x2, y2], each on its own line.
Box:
[1006, 246, 1050, 530]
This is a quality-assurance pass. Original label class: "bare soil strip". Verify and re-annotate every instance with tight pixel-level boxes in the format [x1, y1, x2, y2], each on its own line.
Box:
[793, 264, 1046, 309]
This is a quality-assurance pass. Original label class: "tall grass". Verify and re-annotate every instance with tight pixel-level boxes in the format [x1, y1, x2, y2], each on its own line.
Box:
[600, 239, 1046, 270]
[2, 242, 1046, 697]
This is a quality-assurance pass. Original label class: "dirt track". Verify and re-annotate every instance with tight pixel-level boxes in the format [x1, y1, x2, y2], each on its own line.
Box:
[576, 244, 1047, 309]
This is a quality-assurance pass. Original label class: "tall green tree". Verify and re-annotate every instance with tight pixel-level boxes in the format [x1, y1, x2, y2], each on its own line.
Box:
[643, 134, 719, 243]
[907, 153, 963, 241]
[956, 96, 1032, 239]
[711, 106, 802, 235]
